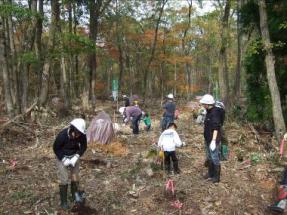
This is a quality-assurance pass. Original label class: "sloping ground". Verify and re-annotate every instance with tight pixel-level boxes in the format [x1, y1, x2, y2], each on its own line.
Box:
[0, 103, 283, 215]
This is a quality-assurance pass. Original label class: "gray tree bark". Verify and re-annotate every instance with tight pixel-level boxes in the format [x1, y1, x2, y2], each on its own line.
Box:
[39, 0, 59, 106]
[0, 0, 14, 117]
[258, 0, 286, 140]
[218, 0, 231, 108]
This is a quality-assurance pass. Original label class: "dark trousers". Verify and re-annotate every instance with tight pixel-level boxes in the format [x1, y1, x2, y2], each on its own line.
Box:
[164, 151, 179, 173]
[161, 116, 174, 131]
[132, 114, 142, 134]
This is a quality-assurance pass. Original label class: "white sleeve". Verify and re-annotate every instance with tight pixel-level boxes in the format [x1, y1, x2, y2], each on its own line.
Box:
[174, 131, 182, 147]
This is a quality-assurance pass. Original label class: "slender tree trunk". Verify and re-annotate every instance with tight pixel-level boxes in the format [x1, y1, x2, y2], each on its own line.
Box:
[60, 57, 69, 109]
[258, 0, 286, 140]
[6, 13, 19, 111]
[0, 2, 14, 116]
[118, 42, 124, 92]
[174, 62, 177, 97]
[89, 0, 98, 108]
[20, 0, 37, 112]
[182, 0, 192, 100]
[35, 0, 43, 98]
[87, 0, 112, 108]
[143, 0, 168, 99]
[234, 0, 242, 99]
[39, 0, 59, 106]
[72, 2, 79, 97]
[218, 0, 231, 108]
[67, 1, 74, 99]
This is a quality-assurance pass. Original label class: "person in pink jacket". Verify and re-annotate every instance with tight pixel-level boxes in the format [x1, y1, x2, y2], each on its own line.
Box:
[158, 122, 182, 174]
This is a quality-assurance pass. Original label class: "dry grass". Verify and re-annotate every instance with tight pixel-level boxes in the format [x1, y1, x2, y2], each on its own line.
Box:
[88, 141, 129, 156]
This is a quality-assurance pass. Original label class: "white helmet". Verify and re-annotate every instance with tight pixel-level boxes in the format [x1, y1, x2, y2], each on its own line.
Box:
[200, 94, 215, 105]
[167, 93, 174, 99]
[70, 118, 86, 134]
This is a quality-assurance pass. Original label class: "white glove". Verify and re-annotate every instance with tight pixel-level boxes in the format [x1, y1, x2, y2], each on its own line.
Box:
[124, 118, 128, 123]
[284, 133, 287, 141]
[70, 154, 80, 167]
[62, 157, 71, 167]
[209, 140, 216, 151]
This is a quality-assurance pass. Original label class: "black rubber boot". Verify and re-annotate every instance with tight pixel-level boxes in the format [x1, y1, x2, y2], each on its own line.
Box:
[173, 161, 180, 174]
[212, 165, 221, 183]
[269, 199, 286, 213]
[59, 185, 69, 209]
[71, 181, 79, 201]
[204, 161, 214, 179]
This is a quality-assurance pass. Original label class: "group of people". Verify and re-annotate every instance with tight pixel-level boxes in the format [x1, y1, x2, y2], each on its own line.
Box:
[53, 93, 287, 213]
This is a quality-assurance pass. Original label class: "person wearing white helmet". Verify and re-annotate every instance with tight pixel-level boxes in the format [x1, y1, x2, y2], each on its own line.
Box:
[53, 118, 87, 209]
[161, 93, 176, 131]
[200, 94, 222, 183]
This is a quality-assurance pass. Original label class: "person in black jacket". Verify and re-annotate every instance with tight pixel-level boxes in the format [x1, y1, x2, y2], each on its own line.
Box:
[200, 94, 222, 183]
[53, 118, 87, 209]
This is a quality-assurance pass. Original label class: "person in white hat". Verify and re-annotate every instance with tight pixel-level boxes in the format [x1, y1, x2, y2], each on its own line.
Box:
[161, 93, 176, 131]
[53, 118, 87, 209]
[199, 94, 222, 183]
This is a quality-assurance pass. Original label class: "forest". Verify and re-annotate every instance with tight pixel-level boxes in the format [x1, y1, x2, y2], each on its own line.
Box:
[0, 0, 287, 214]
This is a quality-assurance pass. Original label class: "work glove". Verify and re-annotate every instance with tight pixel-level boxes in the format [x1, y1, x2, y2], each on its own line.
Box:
[70, 154, 80, 167]
[284, 133, 287, 141]
[62, 157, 71, 167]
[209, 140, 216, 151]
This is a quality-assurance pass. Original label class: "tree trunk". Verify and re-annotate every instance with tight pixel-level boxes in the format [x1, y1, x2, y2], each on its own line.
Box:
[39, 0, 59, 106]
[143, 0, 167, 99]
[182, 0, 192, 100]
[258, 0, 286, 140]
[0, 1, 14, 116]
[6, 13, 19, 111]
[20, 0, 37, 112]
[218, 0, 231, 108]
[234, 0, 242, 99]
[60, 57, 69, 109]
[35, 0, 43, 98]
[72, 1, 79, 97]
[89, 0, 98, 108]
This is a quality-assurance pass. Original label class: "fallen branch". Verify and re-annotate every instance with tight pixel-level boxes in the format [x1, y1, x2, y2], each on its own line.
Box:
[0, 101, 37, 131]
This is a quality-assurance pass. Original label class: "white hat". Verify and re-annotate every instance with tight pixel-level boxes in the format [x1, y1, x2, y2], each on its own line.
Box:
[167, 93, 174, 99]
[70, 118, 86, 134]
[199, 94, 215, 105]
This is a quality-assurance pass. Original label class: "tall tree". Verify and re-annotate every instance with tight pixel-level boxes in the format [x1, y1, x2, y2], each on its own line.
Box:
[39, 0, 60, 106]
[181, 0, 192, 100]
[258, 0, 286, 140]
[143, 0, 168, 99]
[0, 0, 14, 117]
[218, 0, 231, 108]
[88, 0, 112, 108]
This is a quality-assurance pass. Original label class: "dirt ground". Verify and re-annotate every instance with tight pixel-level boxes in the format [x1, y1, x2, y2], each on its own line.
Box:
[0, 101, 284, 215]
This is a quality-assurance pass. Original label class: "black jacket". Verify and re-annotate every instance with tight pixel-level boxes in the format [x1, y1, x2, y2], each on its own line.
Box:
[204, 107, 222, 144]
[53, 128, 87, 160]
[163, 101, 176, 118]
